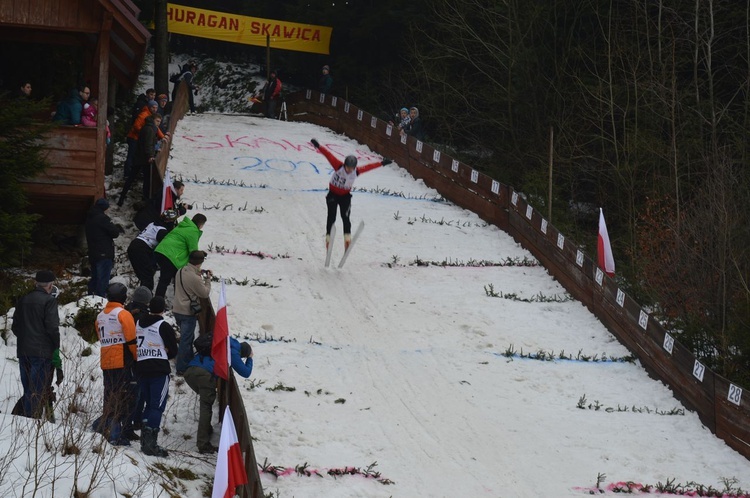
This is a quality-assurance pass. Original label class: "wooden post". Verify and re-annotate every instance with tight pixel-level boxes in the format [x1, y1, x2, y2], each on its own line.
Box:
[548, 126, 553, 223]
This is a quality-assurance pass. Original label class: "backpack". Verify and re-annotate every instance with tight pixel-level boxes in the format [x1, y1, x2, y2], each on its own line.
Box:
[194, 333, 213, 358]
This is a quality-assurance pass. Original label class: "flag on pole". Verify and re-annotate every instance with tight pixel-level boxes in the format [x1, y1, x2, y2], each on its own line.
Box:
[212, 280, 231, 380]
[160, 167, 175, 214]
[597, 208, 615, 277]
[212, 406, 248, 498]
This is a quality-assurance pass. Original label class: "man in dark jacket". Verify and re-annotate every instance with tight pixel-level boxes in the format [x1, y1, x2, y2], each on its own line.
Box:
[172, 61, 198, 113]
[262, 70, 282, 119]
[135, 296, 177, 457]
[318, 65, 333, 94]
[118, 114, 162, 207]
[85, 198, 122, 297]
[11, 270, 61, 419]
[52, 85, 89, 125]
[402, 107, 425, 141]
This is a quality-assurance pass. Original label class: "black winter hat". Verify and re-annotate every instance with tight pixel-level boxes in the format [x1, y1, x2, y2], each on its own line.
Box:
[35, 270, 55, 284]
[149, 296, 166, 314]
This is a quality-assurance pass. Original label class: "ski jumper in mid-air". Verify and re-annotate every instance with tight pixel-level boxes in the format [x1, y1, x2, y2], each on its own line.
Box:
[311, 139, 391, 250]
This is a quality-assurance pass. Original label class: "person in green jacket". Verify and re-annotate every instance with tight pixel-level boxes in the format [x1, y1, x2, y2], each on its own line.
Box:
[153, 213, 207, 297]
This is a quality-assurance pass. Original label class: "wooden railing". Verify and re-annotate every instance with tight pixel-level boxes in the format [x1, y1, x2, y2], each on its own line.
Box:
[286, 89, 750, 460]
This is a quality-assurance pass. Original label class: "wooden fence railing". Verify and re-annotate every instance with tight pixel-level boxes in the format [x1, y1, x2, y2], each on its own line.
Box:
[159, 80, 265, 497]
[285, 89, 750, 460]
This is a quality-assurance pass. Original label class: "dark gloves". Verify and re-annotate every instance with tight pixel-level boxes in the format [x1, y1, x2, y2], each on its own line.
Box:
[55, 368, 64, 385]
[311, 139, 320, 149]
[381, 158, 393, 166]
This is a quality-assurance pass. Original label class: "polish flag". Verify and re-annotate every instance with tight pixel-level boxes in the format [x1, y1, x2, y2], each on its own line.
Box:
[212, 406, 248, 498]
[212, 280, 232, 380]
[160, 167, 174, 214]
[597, 208, 615, 277]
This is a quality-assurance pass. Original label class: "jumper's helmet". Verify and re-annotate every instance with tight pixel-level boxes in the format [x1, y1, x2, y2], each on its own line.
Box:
[344, 155, 357, 168]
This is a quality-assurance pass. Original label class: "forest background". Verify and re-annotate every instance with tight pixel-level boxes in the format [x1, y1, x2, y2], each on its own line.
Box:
[3, 0, 749, 388]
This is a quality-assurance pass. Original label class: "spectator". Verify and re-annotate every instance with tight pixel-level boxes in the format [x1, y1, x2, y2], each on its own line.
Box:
[318, 65, 333, 94]
[53, 84, 90, 125]
[123, 100, 168, 179]
[262, 70, 282, 119]
[156, 93, 171, 134]
[401, 106, 425, 141]
[131, 88, 156, 126]
[19, 81, 32, 99]
[390, 107, 410, 131]
[85, 198, 122, 297]
[135, 296, 177, 457]
[127, 219, 170, 291]
[11, 270, 61, 420]
[94, 282, 138, 445]
[171, 180, 192, 218]
[153, 213, 207, 297]
[118, 113, 163, 206]
[81, 96, 99, 127]
[172, 61, 199, 113]
[184, 337, 253, 453]
[173, 250, 211, 375]
[310, 138, 390, 250]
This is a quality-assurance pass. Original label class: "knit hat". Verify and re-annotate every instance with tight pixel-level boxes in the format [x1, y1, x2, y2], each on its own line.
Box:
[149, 296, 166, 314]
[147, 99, 158, 107]
[400, 107, 408, 113]
[94, 198, 109, 210]
[132, 286, 152, 305]
[322, 65, 330, 71]
[157, 94, 168, 101]
[35, 270, 55, 284]
[240, 342, 253, 358]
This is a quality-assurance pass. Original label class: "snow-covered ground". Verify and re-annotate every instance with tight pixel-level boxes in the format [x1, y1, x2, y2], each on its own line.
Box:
[2, 113, 750, 497]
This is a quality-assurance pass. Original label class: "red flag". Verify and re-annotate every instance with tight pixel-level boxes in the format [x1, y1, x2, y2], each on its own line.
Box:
[212, 406, 248, 498]
[597, 208, 615, 277]
[160, 167, 174, 214]
[212, 280, 231, 380]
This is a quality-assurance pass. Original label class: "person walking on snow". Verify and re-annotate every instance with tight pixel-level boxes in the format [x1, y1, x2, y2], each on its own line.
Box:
[310, 138, 391, 250]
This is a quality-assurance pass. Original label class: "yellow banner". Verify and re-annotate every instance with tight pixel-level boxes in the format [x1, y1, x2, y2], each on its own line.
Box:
[166, 4, 332, 55]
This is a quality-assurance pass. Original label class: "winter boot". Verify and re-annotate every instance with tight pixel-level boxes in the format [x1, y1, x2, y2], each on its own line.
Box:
[141, 427, 169, 457]
[344, 233, 352, 251]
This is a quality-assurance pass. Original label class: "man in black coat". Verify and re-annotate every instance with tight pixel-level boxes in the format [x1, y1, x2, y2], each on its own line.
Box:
[85, 198, 121, 297]
[118, 114, 162, 206]
[11, 270, 61, 419]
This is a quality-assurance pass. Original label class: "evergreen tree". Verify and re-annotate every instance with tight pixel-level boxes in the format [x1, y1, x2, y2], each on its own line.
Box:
[0, 94, 52, 266]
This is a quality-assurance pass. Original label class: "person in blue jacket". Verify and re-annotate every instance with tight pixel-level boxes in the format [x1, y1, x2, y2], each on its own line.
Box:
[183, 337, 253, 453]
[52, 85, 90, 125]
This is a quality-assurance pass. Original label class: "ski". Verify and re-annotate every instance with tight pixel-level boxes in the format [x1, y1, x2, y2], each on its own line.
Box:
[324, 225, 336, 267]
[338, 221, 365, 269]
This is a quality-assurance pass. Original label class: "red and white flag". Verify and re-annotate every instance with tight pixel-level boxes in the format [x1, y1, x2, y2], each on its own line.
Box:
[160, 167, 175, 214]
[212, 406, 248, 498]
[212, 280, 232, 380]
[597, 208, 615, 277]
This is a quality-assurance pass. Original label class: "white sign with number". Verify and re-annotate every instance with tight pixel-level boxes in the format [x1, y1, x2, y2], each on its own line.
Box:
[386, 124, 392, 136]
[306, 89, 311, 99]
[595, 268, 604, 286]
[344, 102, 350, 113]
[491, 180, 500, 195]
[576, 250, 584, 267]
[693, 360, 705, 382]
[728, 384, 743, 406]
[433, 150, 441, 163]
[525, 205, 533, 220]
[357, 109, 363, 121]
[319, 94, 325, 104]
[616, 288, 625, 307]
[556, 233, 564, 249]
[331, 96, 337, 107]
[638, 310, 648, 330]
[452, 159, 459, 173]
[541, 219, 548, 234]
[416, 141, 423, 153]
[371, 116, 377, 128]
[400, 133, 407, 145]
[471, 170, 479, 183]
[663, 333, 674, 354]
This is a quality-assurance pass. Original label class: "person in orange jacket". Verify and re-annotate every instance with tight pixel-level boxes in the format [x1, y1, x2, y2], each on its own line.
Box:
[93, 282, 139, 445]
[122, 100, 169, 178]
